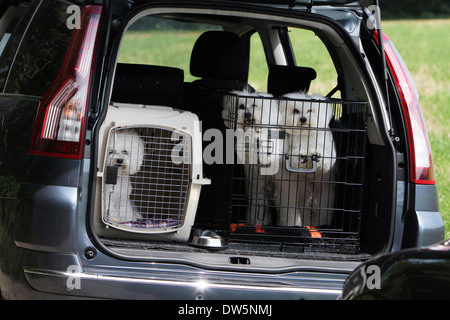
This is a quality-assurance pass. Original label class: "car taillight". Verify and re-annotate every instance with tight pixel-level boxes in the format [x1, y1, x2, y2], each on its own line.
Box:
[377, 32, 436, 185]
[30, 5, 103, 159]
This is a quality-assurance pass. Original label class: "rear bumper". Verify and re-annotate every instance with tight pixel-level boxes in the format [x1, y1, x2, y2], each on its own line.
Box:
[23, 263, 350, 300]
[402, 184, 445, 248]
[410, 210, 445, 247]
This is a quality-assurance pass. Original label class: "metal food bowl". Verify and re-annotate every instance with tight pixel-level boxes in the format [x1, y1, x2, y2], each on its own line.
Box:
[189, 230, 227, 249]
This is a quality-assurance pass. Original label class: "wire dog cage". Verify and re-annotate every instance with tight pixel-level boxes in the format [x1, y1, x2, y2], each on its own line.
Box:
[220, 91, 369, 253]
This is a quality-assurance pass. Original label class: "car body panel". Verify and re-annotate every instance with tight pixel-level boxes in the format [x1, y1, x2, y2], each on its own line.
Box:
[23, 259, 355, 299]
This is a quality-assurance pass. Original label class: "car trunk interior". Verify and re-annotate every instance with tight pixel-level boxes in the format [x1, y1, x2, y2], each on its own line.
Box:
[90, 8, 395, 270]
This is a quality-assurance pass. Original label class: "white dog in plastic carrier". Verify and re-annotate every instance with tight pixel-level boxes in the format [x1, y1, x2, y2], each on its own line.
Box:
[104, 128, 145, 223]
[274, 92, 336, 227]
[222, 89, 281, 225]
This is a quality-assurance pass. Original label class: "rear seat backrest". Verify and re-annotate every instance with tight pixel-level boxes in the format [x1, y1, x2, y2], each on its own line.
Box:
[187, 30, 253, 92]
[112, 63, 184, 107]
[183, 31, 254, 229]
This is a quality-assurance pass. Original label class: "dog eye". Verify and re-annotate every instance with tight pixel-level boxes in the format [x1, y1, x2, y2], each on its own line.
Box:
[238, 104, 245, 110]
[293, 108, 301, 114]
[121, 150, 128, 155]
[307, 109, 312, 113]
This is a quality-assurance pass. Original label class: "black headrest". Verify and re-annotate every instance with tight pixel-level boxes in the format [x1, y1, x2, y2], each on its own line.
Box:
[190, 31, 249, 82]
[112, 63, 184, 107]
[267, 65, 317, 96]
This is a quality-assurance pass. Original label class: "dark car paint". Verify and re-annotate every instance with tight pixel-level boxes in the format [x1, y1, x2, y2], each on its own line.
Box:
[341, 239, 450, 299]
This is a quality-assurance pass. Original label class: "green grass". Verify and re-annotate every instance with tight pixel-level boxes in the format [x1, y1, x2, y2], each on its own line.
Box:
[119, 21, 450, 239]
[118, 30, 205, 82]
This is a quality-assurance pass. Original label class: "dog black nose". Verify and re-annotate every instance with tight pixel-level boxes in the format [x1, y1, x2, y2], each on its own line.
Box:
[116, 158, 124, 165]
[245, 112, 253, 119]
[300, 117, 307, 124]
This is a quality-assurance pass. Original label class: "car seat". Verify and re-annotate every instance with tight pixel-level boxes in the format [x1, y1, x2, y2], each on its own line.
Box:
[267, 64, 317, 96]
[184, 31, 254, 231]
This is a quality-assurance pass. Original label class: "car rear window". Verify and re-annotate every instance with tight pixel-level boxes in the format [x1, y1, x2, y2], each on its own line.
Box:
[0, 0, 73, 96]
[0, 1, 35, 92]
[117, 15, 222, 83]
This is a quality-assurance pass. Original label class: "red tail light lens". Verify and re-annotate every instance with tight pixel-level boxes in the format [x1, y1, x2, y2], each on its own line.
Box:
[378, 32, 436, 185]
[30, 5, 103, 159]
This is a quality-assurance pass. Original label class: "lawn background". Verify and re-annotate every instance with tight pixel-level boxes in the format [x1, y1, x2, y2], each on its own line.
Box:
[119, 19, 450, 239]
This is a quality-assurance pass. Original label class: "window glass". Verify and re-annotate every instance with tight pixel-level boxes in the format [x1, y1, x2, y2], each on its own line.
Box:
[118, 16, 221, 82]
[0, 1, 36, 92]
[289, 28, 339, 97]
[248, 32, 268, 92]
[4, 0, 73, 96]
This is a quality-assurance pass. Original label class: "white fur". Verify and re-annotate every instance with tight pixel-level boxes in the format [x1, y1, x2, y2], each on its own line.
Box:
[104, 129, 145, 223]
[275, 92, 336, 227]
[222, 89, 280, 225]
[223, 90, 337, 227]
[222, 89, 278, 129]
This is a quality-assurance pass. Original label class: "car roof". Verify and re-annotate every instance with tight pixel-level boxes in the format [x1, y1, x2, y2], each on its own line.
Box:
[231, 0, 363, 6]
[114, 0, 367, 9]
[106, 0, 368, 38]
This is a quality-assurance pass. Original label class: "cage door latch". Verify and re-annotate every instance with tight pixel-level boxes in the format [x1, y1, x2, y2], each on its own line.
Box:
[285, 154, 319, 173]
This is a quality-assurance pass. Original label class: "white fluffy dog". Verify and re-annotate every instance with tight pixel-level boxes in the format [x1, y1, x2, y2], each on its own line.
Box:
[222, 89, 281, 225]
[222, 90, 337, 227]
[275, 92, 336, 227]
[222, 89, 278, 129]
[104, 128, 145, 223]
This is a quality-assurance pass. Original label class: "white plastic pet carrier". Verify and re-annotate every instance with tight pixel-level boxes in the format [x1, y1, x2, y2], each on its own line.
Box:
[96, 103, 209, 242]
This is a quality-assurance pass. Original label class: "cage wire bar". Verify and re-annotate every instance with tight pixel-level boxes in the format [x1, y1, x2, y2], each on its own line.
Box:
[221, 92, 368, 253]
[102, 126, 191, 233]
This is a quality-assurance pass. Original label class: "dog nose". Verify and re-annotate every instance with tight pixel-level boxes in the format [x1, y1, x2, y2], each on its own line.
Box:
[116, 158, 124, 165]
[300, 117, 307, 124]
[245, 112, 253, 119]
